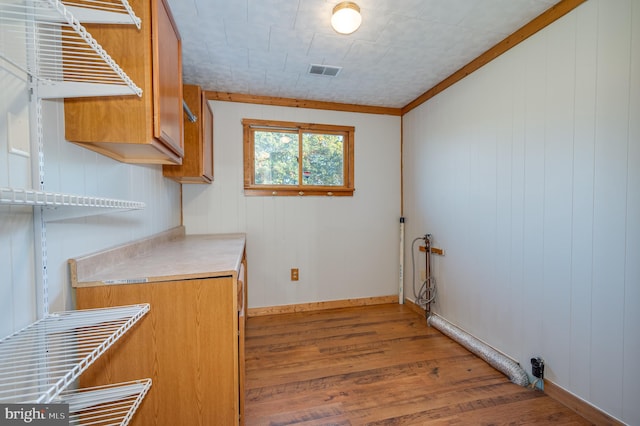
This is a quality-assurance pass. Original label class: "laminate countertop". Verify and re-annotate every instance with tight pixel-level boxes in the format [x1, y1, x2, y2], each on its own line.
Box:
[69, 228, 246, 288]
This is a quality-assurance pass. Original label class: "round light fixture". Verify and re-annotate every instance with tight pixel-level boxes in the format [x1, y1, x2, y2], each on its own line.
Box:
[331, 2, 362, 35]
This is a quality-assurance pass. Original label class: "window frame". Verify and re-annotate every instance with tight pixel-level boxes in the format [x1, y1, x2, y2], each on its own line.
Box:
[242, 119, 355, 196]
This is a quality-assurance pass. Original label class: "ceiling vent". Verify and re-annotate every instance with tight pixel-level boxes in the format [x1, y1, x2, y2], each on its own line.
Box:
[308, 64, 342, 77]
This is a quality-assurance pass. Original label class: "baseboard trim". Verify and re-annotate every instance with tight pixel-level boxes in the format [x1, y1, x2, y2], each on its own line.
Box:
[403, 298, 427, 318]
[247, 295, 397, 317]
[544, 380, 624, 425]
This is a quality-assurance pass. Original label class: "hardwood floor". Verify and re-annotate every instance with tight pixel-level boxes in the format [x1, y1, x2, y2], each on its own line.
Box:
[244, 304, 591, 425]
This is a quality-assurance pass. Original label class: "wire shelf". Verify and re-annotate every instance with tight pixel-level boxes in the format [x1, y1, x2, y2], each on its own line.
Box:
[58, 379, 151, 426]
[0, 304, 150, 403]
[0, 187, 145, 210]
[0, 0, 142, 98]
[62, 0, 141, 29]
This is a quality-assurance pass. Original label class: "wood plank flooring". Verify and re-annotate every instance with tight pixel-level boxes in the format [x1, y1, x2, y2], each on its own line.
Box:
[244, 304, 591, 425]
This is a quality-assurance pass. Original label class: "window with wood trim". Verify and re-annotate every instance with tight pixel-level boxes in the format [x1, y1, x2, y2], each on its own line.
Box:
[242, 119, 355, 196]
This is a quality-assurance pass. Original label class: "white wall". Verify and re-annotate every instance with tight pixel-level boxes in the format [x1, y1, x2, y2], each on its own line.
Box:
[0, 63, 36, 338]
[183, 102, 401, 309]
[402, 0, 639, 424]
[39, 99, 182, 314]
[0, 79, 182, 338]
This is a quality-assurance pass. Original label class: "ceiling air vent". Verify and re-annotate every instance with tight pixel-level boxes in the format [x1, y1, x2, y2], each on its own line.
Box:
[308, 64, 342, 77]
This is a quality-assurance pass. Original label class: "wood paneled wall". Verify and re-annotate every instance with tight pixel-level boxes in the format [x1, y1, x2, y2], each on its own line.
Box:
[0, 90, 181, 337]
[182, 103, 401, 310]
[0, 66, 38, 337]
[402, 1, 639, 424]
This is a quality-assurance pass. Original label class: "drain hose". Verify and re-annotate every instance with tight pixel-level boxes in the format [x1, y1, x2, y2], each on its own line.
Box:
[428, 314, 529, 387]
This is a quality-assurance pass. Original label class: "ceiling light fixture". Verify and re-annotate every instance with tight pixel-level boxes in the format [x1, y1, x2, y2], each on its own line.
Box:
[331, 2, 362, 35]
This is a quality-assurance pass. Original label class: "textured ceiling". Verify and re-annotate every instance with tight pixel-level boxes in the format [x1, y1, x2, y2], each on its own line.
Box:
[165, 0, 561, 109]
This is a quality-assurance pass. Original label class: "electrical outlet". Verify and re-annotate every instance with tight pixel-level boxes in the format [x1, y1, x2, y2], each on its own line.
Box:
[420, 269, 427, 281]
[291, 268, 299, 281]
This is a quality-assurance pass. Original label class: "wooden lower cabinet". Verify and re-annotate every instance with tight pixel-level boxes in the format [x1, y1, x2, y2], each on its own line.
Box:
[76, 274, 245, 425]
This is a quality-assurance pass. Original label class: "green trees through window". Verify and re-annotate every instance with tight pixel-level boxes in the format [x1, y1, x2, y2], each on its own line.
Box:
[243, 119, 354, 196]
[253, 131, 344, 186]
[254, 130, 300, 185]
[302, 133, 344, 186]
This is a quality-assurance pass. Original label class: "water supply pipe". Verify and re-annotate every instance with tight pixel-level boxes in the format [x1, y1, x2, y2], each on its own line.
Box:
[399, 217, 405, 304]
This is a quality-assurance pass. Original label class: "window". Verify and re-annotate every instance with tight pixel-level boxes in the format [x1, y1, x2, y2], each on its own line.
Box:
[242, 119, 355, 196]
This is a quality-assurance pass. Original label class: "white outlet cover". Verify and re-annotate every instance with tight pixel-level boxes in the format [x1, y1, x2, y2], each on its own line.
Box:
[7, 110, 30, 158]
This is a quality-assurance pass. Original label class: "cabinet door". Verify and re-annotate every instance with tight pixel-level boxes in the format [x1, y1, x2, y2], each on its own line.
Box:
[238, 257, 247, 424]
[76, 277, 240, 426]
[202, 95, 214, 180]
[162, 85, 214, 183]
[153, 0, 183, 157]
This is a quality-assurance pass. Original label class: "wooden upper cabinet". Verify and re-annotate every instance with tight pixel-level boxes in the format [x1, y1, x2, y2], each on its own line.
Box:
[64, 0, 184, 165]
[163, 85, 214, 183]
[153, 0, 182, 154]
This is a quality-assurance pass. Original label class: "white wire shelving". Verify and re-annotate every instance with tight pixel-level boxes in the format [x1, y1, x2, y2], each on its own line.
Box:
[60, 0, 141, 28]
[0, 186, 146, 221]
[0, 186, 145, 209]
[1, 3, 151, 424]
[0, 304, 150, 404]
[0, 0, 142, 98]
[61, 379, 151, 426]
